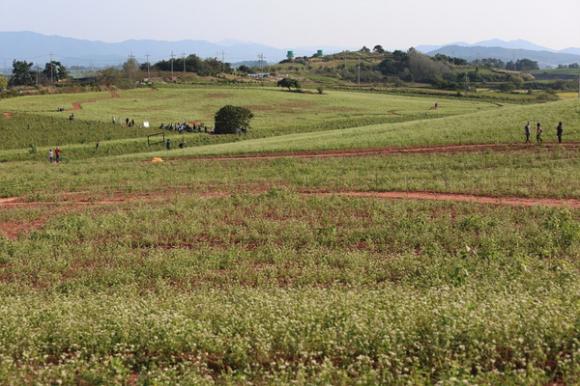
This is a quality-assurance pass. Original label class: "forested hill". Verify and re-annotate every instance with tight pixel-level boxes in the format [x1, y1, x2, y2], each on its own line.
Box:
[429, 45, 580, 68]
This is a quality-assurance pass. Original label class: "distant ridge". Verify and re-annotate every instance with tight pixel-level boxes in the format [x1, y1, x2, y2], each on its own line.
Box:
[561, 47, 580, 56]
[0, 31, 341, 69]
[417, 39, 580, 67]
[427, 45, 580, 68]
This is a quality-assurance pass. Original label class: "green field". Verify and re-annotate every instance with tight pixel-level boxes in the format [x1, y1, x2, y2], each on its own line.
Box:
[0, 87, 498, 150]
[0, 86, 578, 385]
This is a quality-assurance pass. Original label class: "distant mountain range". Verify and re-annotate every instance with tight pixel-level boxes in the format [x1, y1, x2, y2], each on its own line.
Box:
[428, 46, 580, 68]
[416, 39, 576, 53]
[0, 33, 578, 72]
[417, 39, 580, 68]
[0, 31, 340, 70]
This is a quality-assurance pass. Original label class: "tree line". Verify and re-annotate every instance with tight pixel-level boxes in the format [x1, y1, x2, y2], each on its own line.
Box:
[7, 60, 68, 86]
[144, 54, 232, 77]
[304, 46, 545, 88]
[2, 53, 232, 89]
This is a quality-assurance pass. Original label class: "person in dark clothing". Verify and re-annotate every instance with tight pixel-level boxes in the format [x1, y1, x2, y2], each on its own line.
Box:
[556, 122, 564, 144]
[524, 121, 531, 143]
[166, 139, 172, 150]
[536, 122, 543, 144]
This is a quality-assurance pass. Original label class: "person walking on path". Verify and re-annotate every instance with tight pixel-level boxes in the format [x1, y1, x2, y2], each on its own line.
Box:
[536, 122, 543, 145]
[48, 148, 53, 163]
[556, 122, 564, 144]
[524, 121, 531, 143]
[54, 146, 61, 163]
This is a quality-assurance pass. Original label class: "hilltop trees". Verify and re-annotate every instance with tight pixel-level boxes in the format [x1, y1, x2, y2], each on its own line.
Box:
[407, 49, 451, 83]
[42, 61, 68, 82]
[150, 54, 231, 76]
[10, 60, 34, 86]
[377, 49, 453, 83]
[433, 54, 467, 66]
[505, 59, 539, 72]
[378, 50, 409, 77]
[373, 45, 385, 54]
[214, 105, 254, 134]
[472, 58, 506, 69]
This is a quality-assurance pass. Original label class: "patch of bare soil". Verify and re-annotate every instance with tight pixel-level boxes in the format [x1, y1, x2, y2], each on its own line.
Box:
[304, 191, 580, 209]
[206, 92, 233, 99]
[178, 142, 580, 162]
[1, 187, 578, 240]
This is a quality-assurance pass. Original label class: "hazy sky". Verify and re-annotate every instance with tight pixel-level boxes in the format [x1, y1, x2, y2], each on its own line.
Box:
[1, 0, 579, 49]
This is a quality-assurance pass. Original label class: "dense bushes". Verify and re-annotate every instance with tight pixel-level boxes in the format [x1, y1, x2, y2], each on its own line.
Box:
[149, 54, 231, 76]
[277, 78, 301, 91]
[214, 105, 254, 134]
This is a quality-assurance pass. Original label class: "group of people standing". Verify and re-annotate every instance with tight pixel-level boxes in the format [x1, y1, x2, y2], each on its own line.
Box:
[524, 121, 564, 144]
[48, 147, 62, 163]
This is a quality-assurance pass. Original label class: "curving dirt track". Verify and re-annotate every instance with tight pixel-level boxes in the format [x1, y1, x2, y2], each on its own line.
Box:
[1, 189, 578, 239]
[306, 191, 580, 209]
[177, 142, 580, 162]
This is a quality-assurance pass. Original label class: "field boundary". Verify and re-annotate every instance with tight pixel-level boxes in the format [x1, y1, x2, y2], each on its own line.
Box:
[2, 188, 579, 239]
[171, 142, 580, 162]
[2, 189, 579, 210]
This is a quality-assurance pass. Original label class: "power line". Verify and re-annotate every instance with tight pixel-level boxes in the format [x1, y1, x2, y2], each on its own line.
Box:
[257, 53, 265, 72]
[127, 53, 136, 81]
[145, 54, 151, 79]
[170, 51, 175, 79]
[577, 69, 580, 110]
[49, 52, 54, 84]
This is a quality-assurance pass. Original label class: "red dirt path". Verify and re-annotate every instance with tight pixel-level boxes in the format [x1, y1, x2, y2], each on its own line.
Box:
[306, 191, 580, 209]
[1, 189, 578, 240]
[2, 112, 13, 119]
[178, 142, 580, 162]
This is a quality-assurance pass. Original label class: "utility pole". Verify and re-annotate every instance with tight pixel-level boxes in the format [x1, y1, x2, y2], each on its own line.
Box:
[170, 51, 175, 79]
[127, 53, 136, 82]
[182, 53, 186, 74]
[221, 50, 225, 73]
[576, 69, 580, 112]
[357, 58, 361, 85]
[258, 53, 265, 72]
[145, 54, 151, 79]
[49, 52, 54, 84]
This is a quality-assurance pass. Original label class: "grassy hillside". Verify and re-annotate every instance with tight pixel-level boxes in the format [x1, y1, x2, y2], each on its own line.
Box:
[137, 100, 580, 157]
[0, 85, 578, 384]
[0, 87, 498, 154]
[0, 153, 578, 384]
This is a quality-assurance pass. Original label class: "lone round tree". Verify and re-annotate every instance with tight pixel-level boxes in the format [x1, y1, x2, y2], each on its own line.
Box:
[214, 105, 254, 134]
[277, 78, 301, 91]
